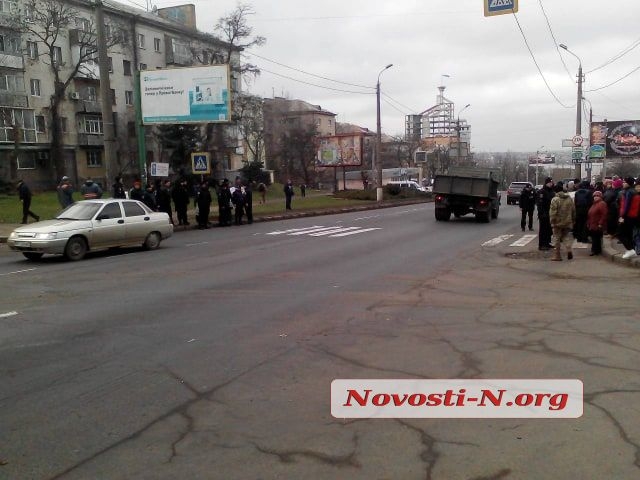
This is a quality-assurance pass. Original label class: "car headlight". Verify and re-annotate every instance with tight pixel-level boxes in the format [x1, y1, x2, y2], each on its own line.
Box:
[35, 232, 57, 239]
[9, 231, 17, 238]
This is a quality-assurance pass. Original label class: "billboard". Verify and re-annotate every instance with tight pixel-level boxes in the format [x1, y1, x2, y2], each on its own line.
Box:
[484, 0, 518, 17]
[317, 134, 363, 167]
[141, 66, 230, 124]
[606, 121, 640, 157]
[528, 153, 555, 165]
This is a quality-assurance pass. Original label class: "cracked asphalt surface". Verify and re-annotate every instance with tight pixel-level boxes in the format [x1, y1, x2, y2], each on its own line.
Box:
[1, 203, 640, 479]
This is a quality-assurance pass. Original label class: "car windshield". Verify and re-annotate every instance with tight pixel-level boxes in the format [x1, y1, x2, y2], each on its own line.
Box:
[56, 202, 102, 220]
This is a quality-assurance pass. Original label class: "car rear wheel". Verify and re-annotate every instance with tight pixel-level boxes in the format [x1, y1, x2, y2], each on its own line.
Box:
[22, 252, 43, 261]
[65, 237, 87, 261]
[143, 232, 161, 250]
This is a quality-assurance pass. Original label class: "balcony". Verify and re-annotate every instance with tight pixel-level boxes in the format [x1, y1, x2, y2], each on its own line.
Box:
[69, 29, 96, 46]
[77, 133, 104, 147]
[74, 99, 102, 114]
[0, 91, 28, 107]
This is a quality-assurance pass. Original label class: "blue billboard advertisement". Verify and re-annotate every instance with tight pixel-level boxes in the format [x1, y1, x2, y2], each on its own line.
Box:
[484, 0, 518, 17]
[141, 65, 231, 124]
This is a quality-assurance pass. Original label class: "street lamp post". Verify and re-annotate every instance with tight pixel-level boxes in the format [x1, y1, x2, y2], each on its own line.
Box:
[535, 145, 545, 186]
[582, 96, 594, 182]
[455, 104, 470, 166]
[376, 63, 393, 202]
[560, 43, 584, 180]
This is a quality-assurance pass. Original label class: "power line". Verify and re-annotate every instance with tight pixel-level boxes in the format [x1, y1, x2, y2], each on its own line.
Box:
[381, 92, 418, 114]
[537, 0, 574, 83]
[381, 97, 409, 116]
[586, 36, 640, 74]
[257, 67, 375, 95]
[585, 64, 640, 92]
[244, 51, 374, 89]
[510, 11, 573, 109]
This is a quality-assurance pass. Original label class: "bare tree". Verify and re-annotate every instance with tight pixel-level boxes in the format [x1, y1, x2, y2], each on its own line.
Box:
[279, 124, 318, 185]
[234, 93, 264, 164]
[15, 0, 126, 179]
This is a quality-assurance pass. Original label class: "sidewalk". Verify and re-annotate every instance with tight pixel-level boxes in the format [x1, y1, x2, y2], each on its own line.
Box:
[2, 204, 639, 269]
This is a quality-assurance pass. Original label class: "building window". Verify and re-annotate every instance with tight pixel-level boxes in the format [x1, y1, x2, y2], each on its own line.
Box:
[17, 153, 36, 170]
[0, 74, 24, 92]
[139, 63, 147, 71]
[26, 41, 38, 60]
[125, 90, 133, 106]
[107, 56, 113, 72]
[154, 37, 161, 52]
[0, 34, 20, 54]
[110, 88, 116, 105]
[86, 86, 97, 101]
[86, 150, 102, 167]
[24, 4, 34, 22]
[76, 17, 91, 32]
[127, 121, 136, 137]
[123, 60, 131, 76]
[52, 46, 62, 65]
[60, 117, 67, 133]
[29, 78, 40, 96]
[83, 115, 103, 134]
[0, 108, 36, 142]
[137, 33, 145, 49]
[35, 115, 46, 132]
[80, 45, 97, 63]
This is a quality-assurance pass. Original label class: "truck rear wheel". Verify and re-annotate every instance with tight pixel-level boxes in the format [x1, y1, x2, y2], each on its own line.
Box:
[435, 208, 451, 221]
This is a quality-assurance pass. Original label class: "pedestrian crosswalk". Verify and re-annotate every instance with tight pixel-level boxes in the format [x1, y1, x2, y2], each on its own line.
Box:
[266, 225, 381, 238]
[482, 234, 589, 249]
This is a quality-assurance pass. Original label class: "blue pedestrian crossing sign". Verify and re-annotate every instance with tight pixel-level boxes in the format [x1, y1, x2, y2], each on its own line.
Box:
[191, 152, 211, 174]
[484, 0, 518, 17]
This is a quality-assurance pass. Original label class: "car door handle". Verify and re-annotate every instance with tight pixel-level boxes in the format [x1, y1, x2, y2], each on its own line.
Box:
[144, 217, 150, 221]
[118, 219, 124, 224]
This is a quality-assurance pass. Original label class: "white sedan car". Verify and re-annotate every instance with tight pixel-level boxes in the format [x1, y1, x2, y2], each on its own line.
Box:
[8, 199, 173, 261]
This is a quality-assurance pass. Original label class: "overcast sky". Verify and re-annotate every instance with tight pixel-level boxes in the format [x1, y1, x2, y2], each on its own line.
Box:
[153, 0, 640, 152]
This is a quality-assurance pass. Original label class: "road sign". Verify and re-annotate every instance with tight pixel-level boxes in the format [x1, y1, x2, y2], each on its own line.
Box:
[571, 147, 584, 162]
[150, 162, 169, 177]
[562, 139, 574, 148]
[572, 135, 584, 146]
[484, 0, 518, 17]
[191, 152, 211, 174]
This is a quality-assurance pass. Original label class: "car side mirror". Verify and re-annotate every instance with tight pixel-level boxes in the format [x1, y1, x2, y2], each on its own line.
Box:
[96, 214, 109, 221]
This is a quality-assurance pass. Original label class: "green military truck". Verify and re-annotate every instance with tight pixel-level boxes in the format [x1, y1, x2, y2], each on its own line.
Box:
[432, 167, 501, 223]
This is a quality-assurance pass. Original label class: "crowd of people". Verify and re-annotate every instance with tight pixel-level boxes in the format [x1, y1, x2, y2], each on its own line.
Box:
[524, 175, 640, 261]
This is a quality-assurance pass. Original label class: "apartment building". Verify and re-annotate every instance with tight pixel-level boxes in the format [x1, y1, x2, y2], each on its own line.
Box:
[0, 0, 241, 190]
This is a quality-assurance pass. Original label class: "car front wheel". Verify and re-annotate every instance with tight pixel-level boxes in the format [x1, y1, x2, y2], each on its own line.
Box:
[65, 237, 87, 261]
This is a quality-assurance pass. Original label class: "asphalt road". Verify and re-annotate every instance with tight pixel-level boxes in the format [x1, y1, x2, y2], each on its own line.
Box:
[2, 204, 640, 479]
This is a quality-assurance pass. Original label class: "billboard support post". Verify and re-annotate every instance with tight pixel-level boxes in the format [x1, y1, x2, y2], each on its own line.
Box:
[135, 71, 147, 185]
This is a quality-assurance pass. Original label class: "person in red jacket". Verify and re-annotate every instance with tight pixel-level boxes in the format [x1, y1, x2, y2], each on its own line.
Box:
[586, 190, 608, 256]
[618, 177, 639, 259]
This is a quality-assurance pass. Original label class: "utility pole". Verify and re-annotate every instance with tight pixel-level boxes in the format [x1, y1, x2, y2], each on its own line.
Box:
[95, 0, 117, 187]
[576, 62, 583, 180]
[375, 63, 393, 202]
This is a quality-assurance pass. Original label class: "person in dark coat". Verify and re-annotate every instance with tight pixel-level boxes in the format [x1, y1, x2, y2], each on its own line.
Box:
[618, 177, 638, 258]
[172, 178, 190, 226]
[284, 179, 294, 210]
[518, 183, 536, 231]
[196, 181, 212, 229]
[17, 180, 39, 224]
[217, 179, 232, 226]
[536, 177, 555, 250]
[112, 176, 126, 199]
[57, 176, 74, 208]
[300, 183, 306, 198]
[142, 183, 157, 211]
[604, 178, 623, 237]
[244, 182, 253, 224]
[573, 180, 593, 243]
[129, 180, 144, 202]
[80, 178, 102, 200]
[231, 185, 245, 225]
[156, 179, 173, 224]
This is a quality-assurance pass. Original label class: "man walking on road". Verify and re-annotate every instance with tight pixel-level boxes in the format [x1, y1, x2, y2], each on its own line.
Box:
[17, 180, 39, 224]
[519, 183, 536, 231]
[536, 177, 555, 250]
[550, 182, 576, 261]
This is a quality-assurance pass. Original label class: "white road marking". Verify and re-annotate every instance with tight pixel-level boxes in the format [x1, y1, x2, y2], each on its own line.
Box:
[309, 227, 360, 236]
[482, 235, 514, 247]
[509, 234, 537, 247]
[186, 242, 209, 247]
[266, 226, 324, 235]
[0, 268, 37, 276]
[0, 311, 18, 319]
[289, 227, 339, 236]
[353, 215, 380, 221]
[330, 228, 381, 237]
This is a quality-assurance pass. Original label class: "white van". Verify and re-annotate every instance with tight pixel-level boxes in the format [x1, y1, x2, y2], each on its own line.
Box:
[387, 181, 428, 193]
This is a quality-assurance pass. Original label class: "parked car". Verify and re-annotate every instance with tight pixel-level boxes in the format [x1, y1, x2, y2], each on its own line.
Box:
[7, 199, 173, 261]
[387, 181, 429, 193]
[506, 181, 533, 205]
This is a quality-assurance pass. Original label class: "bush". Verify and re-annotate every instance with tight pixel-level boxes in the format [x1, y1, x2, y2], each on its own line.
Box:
[334, 189, 376, 201]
